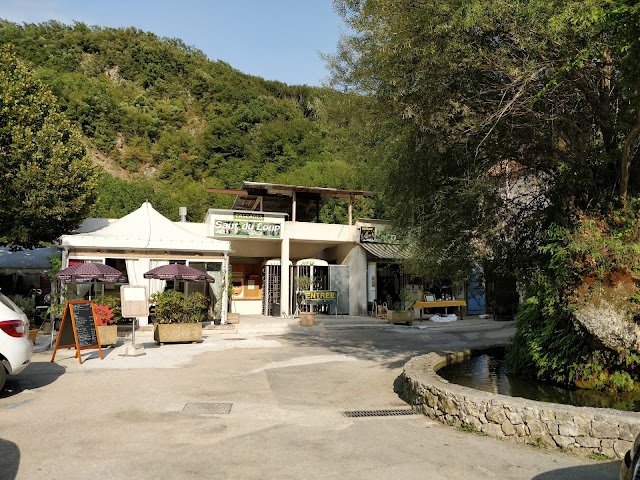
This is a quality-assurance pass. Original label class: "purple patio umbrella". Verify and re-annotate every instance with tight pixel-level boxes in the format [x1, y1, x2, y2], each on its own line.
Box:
[56, 262, 125, 300]
[143, 264, 214, 283]
[56, 262, 124, 284]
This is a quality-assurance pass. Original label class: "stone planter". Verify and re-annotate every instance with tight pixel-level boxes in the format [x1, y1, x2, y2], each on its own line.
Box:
[154, 322, 202, 344]
[28, 329, 38, 345]
[226, 312, 240, 324]
[299, 312, 316, 327]
[98, 324, 118, 347]
[387, 310, 414, 325]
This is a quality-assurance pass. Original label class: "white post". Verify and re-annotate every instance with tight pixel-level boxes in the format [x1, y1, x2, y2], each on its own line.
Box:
[348, 194, 353, 225]
[221, 253, 229, 324]
[292, 192, 297, 222]
[280, 237, 290, 317]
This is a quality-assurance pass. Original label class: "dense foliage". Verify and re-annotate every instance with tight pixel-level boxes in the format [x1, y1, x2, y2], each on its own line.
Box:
[0, 20, 374, 221]
[330, 0, 640, 391]
[0, 45, 99, 247]
[507, 204, 640, 393]
[330, 0, 640, 279]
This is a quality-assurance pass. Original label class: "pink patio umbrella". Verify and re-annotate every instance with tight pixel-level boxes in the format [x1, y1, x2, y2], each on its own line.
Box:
[143, 264, 214, 283]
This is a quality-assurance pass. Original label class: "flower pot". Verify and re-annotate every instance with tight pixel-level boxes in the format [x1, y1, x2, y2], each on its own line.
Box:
[299, 312, 316, 327]
[387, 310, 414, 325]
[154, 323, 202, 344]
[28, 329, 38, 345]
[98, 324, 118, 347]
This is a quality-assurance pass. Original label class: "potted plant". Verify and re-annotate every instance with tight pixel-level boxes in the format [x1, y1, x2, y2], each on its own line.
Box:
[94, 295, 121, 347]
[295, 276, 315, 326]
[387, 288, 416, 325]
[11, 295, 39, 343]
[150, 290, 205, 344]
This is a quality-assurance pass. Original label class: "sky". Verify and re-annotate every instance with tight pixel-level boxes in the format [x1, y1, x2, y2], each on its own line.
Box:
[0, 0, 345, 86]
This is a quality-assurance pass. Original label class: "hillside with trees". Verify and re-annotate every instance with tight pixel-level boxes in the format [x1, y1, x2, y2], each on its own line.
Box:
[0, 20, 376, 222]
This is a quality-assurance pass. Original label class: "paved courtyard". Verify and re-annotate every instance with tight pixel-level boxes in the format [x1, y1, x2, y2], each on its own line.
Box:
[0, 319, 621, 479]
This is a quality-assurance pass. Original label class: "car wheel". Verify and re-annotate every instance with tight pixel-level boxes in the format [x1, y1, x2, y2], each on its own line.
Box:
[631, 452, 640, 480]
[0, 366, 6, 392]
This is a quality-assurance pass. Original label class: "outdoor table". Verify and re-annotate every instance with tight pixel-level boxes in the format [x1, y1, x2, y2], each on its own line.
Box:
[414, 300, 467, 320]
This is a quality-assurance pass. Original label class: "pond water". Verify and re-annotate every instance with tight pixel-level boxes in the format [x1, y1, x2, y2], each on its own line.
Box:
[437, 348, 640, 412]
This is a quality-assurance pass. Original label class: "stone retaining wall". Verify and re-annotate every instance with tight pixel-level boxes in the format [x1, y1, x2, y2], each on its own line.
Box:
[397, 350, 640, 459]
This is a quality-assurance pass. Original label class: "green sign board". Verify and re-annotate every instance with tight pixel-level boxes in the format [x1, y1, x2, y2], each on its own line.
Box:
[300, 290, 338, 305]
[213, 219, 282, 238]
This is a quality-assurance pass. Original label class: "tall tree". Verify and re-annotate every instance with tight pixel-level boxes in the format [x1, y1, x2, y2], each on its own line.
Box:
[0, 46, 99, 247]
[329, 0, 640, 280]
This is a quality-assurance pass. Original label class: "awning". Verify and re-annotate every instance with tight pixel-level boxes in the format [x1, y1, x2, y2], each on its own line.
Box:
[0, 247, 60, 274]
[360, 243, 405, 261]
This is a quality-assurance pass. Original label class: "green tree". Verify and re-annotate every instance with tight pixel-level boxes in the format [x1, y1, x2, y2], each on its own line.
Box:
[0, 46, 99, 247]
[329, 0, 640, 280]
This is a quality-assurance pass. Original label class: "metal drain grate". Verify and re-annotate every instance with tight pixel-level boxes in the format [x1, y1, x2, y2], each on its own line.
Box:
[183, 403, 233, 415]
[341, 408, 417, 418]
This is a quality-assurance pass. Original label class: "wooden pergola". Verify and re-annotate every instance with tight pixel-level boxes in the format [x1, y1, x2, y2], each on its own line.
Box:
[207, 182, 374, 225]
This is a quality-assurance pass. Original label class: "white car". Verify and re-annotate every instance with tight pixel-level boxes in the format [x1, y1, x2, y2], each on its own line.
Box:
[0, 292, 33, 391]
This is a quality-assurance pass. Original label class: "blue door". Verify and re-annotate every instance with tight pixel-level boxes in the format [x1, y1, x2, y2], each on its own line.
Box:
[466, 273, 486, 315]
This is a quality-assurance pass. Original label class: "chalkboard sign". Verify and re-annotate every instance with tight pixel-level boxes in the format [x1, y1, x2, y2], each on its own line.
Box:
[72, 302, 98, 347]
[51, 300, 103, 365]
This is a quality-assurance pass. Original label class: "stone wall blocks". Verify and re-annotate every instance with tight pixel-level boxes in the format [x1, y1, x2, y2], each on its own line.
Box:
[545, 421, 559, 435]
[540, 410, 556, 422]
[574, 415, 592, 437]
[526, 420, 548, 438]
[619, 423, 639, 442]
[558, 423, 577, 437]
[554, 411, 573, 423]
[514, 424, 527, 437]
[501, 421, 516, 436]
[505, 410, 523, 425]
[591, 420, 620, 439]
[575, 436, 601, 448]
[552, 435, 575, 448]
[522, 407, 540, 424]
[486, 405, 507, 424]
[482, 423, 505, 437]
[600, 439, 616, 459]
[614, 440, 633, 458]
[401, 350, 640, 460]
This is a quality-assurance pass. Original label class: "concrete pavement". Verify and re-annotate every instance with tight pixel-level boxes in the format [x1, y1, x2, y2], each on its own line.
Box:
[2, 316, 621, 479]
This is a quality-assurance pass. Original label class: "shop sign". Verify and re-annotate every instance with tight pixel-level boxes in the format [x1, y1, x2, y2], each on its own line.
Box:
[360, 226, 397, 244]
[214, 219, 282, 238]
[234, 212, 264, 221]
[301, 290, 337, 305]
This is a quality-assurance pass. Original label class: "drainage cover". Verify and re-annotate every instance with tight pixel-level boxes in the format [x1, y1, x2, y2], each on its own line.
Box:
[341, 408, 417, 418]
[183, 403, 233, 415]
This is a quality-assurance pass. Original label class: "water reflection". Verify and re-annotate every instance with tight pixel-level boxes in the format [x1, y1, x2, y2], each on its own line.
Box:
[438, 348, 640, 412]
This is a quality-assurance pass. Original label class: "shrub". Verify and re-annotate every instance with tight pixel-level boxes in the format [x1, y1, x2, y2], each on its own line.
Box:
[94, 295, 122, 323]
[150, 290, 207, 324]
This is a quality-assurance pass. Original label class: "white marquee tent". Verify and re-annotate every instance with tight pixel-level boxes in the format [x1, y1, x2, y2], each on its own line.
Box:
[59, 202, 232, 324]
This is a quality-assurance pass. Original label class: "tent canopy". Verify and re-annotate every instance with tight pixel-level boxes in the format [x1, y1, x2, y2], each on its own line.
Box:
[60, 202, 230, 253]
